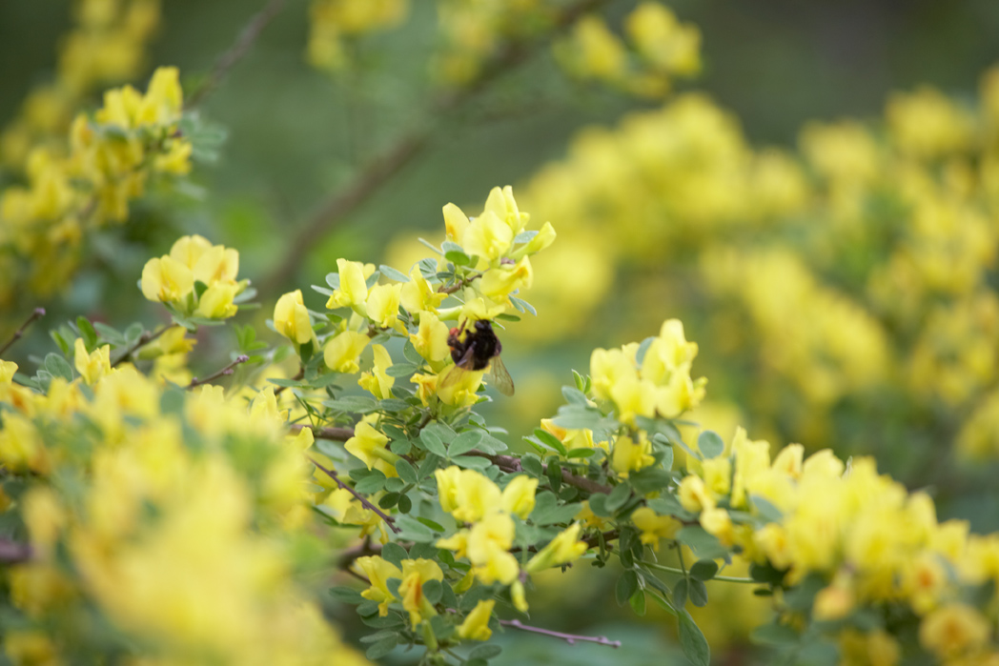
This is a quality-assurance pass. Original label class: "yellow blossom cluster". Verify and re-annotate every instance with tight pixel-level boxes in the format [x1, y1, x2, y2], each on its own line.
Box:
[306, 0, 409, 71]
[1, 0, 161, 171]
[498, 63, 999, 463]
[0, 67, 192, 305]
[274, 185, 555, 413]
[554, 2, 700, 98]
[674, 422, 999, 664]
[0, 358, 366, 664]
[140, 234, 246, 321]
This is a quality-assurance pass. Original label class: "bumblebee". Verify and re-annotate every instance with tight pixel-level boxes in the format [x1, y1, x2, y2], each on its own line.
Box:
[444, 319, 514, 396]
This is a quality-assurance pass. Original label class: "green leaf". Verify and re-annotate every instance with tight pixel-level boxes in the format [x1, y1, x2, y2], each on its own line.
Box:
[449, 430, 484, 457]
[77, 317, 98, 349]
[513, 230, 538, 244]
[325, 273, 341, 290]
[676, 527, 728, 560]
[688, 579, 708, 607]
[627, 468, 674, 496]
[533, 428, 567, 456]
[385, 363, 419, 378]
[420, 430, 447, 457]
[646, 495, 695, 521]
[365, 635, 398, 660]
[322, 396, 379, 413]
[93, 322, 126, 346]
[673, 578, 688, 609]
[354, 472, 387, 495]
[379, 264, 410, 282]
[451, 455, 492, 470]
[678, 611, 710, 666]
[750, 562, 786, 585]
[50, 329, 70, 356]
[395, 459, 418, 485]
[44, 353, 73, 381]
[615, 570, 638, 605]
[566, 448, 595, 458]
[588, 493, 610, 517]
[689, 560, 719, 581]
[561, 386, 589, 405]
[521, 454, 543, 477]
[416, 517, 445, 532]
[468, 645, 502, 661]
[394, 515, 436, 542]
[697, 431, 725, 459]
[749, 622, 800, 647]
[529, 492, 581, 525]
[783, 573, 826, 611]
[605, 483, 632, 513]
[629, 590, 647, 616]
[422, 580, 443, 605]
[330, 586, 365, 604]
[634, 336, 656, 366]
[551, 404, 602, 430]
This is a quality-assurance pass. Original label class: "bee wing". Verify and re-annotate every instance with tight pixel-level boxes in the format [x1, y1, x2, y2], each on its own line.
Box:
[487, 355, 515, 397]
[439, 348, 475, 390]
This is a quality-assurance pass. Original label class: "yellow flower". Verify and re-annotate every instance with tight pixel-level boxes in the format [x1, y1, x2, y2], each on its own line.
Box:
[701, 456, 732, 499]
[74, 338, 111, 385]
[365, 283, 403, 330]
[813, 581, 855, 621]
[359, 344, 395, 400]
[399, 559, 443, 627]
[701, 507, 735, 546]
[355, 556, 402, 616]
[443, 202, 471, 244]
[477, 257, 533, 303]
[400, 266, 446, 313]
[410, 311, 450, 362]
[467, 511, 519, 585]
[140, 255, 193, 303]
[170, 234, 212, 269]
[195, 282, 238, 319]
[611, 433, 655, 477]
[437, 367, 484, 407]
[436, 530, 469, 559]
[483, 185, 529, 235]
[919, 603, 991, 660]
[411, 372, 439, 406]
[273, 290, 315, 345]
[463, 210, 513, 264]
[500, 475, 538, 520]
[324, 330, 369, 373]
[326, 258, 369, 309]
[526, 523, 588, 572]
[678, 475, 715, 513]
[631, 507, 679, 551]
[457, 599, 495, 641]
[192, 244, 239, 286]
[435, 466, 500, 523]
[345, 420, 398, 477]
[0, 360, 18, 384]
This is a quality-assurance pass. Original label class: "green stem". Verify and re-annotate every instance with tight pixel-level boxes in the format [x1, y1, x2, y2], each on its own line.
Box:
[641, 560, 756, 584]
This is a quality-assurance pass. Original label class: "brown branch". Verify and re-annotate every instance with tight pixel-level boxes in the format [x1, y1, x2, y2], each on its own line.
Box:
[291, 423, 355, 442]
[465, 450, 613, 495]
[0, 308, 45, 357]
[309, 457, 401, 533]
[187, 354, 249, 389]
[499, 619, 621, 648]
[260, 0, 611, 296]
[111, 325, 169, 367]
[186, 0, 289, 108]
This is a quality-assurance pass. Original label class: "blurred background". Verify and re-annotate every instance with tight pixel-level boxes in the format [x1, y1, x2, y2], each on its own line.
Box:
[3, 0, 999, 663]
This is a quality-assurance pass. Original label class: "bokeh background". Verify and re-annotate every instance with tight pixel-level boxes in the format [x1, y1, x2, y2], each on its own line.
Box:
[3, 1, 999, 663]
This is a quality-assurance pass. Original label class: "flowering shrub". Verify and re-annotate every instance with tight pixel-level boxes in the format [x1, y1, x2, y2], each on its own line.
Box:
[2, 183, 999, 665]
[4, 1, 999, 665]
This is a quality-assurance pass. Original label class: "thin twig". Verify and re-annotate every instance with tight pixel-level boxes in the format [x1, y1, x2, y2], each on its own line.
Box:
[260, 0, 610, 295]
[499, 619, 621, 648]
[465, 450, 613, 495]
[187, 354, 249, 389]
[641, 560, 756, 584]
[186, 0, 289, 108]
[111, 325, 170, 367]
[0, 308, 45, 357]
[0, 538, 32, 564]
[308, 457, 401, 533]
